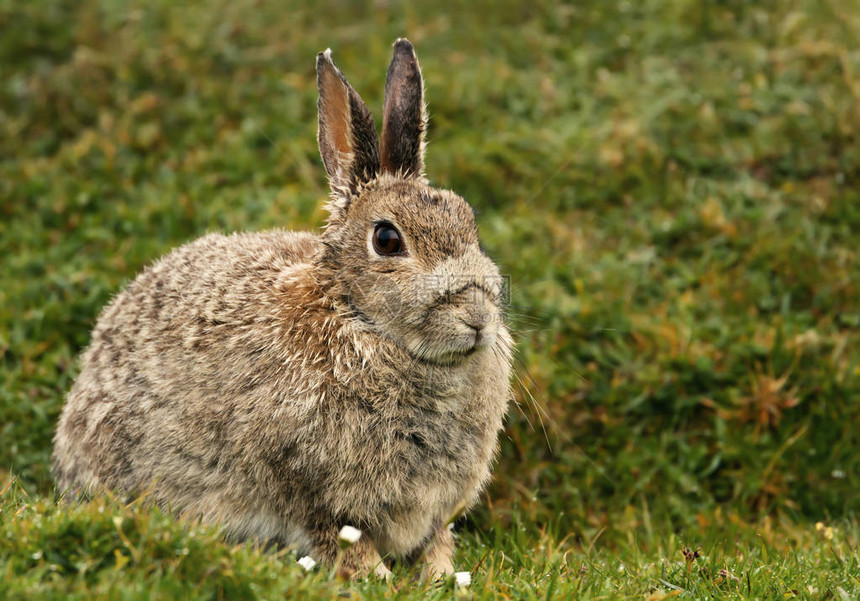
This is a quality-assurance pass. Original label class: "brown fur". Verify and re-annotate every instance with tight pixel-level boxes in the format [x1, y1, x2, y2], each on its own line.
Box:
[52, 39, 512, 578]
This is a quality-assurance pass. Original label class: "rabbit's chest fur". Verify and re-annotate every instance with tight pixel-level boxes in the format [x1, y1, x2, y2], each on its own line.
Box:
[54, 231, 510, 558]
[268, 258, 511, 555]
[313, 352, 509, 555]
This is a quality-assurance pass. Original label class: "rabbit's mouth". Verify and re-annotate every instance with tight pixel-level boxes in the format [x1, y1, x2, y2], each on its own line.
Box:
[412, 346, 479, 367]
[394, 284, 502, 365]
[403, 317, 499, 366]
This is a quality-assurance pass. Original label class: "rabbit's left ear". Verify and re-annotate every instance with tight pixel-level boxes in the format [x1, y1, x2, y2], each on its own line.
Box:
[317, 49, 380, 209]
[380, 39, 427, 180]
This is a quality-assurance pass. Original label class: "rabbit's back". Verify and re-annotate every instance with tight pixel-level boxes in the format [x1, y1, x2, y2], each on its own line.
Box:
[52, 230, 321, 504]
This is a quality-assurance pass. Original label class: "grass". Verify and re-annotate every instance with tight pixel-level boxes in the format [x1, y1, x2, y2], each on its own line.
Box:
[2, 0, 860, 598]
[3, 478, 858, 599]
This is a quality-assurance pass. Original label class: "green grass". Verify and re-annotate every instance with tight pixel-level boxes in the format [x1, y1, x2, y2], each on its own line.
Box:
[3, 478, 858, 599]
[2, 0, 860, 598]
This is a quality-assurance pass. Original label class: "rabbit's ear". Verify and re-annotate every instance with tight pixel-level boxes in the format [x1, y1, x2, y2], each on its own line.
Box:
[317, 49, 380, 209]
[380, 39, 427, 180]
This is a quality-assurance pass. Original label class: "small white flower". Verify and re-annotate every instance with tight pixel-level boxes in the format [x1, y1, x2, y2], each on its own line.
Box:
[454, 571, 471, 588]
[297, 556, 316, 571]
[338, 525, 362, 545]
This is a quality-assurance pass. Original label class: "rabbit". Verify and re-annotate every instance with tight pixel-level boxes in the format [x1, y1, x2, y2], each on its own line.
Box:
[52, 38, 512, 580]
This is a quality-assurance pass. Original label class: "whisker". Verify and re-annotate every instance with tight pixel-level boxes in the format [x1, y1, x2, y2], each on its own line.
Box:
[512, 368, 553, 453]
[514, 355, 615, 486]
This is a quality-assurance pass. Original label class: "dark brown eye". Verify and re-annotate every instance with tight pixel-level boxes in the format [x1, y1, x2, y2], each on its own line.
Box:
[372, 222, 404, 256]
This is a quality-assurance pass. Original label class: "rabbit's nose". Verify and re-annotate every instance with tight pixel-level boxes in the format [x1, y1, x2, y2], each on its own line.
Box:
[466, 322, 486, 346]
[459, 314, 488, 333]
[456, 288, 497, 342]
[457, 318, 484, 349]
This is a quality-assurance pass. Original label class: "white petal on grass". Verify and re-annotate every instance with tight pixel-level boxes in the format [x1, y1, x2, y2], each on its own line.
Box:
[454, 571, 472, 588]
[338, 525, 362, 545]
[297, 556, 316, 571]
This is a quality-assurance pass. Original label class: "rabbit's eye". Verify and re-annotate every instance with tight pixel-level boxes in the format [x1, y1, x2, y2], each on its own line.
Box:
[372, 222, 405, 256]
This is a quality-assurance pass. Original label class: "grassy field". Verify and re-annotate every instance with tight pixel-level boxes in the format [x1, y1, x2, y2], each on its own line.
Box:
[2, 0, 860, 598]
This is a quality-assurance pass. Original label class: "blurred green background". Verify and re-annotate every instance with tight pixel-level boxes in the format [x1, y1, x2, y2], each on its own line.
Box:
[2, 0, 859, 598]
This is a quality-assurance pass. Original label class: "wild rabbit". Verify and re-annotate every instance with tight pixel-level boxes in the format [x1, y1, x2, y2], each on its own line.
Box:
[53, 39, 512, 579]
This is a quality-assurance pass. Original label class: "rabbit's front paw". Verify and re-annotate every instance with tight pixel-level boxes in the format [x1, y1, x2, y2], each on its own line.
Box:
[372, 561, 393, 581]
[336, 543, 391, 581]
[313, 524, 391, 580]
[421, 526, 456, 580]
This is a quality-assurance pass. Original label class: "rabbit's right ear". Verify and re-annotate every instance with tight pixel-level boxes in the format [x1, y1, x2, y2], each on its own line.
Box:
[380, 39, 427, 180]
[316, 49, 380, 212]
